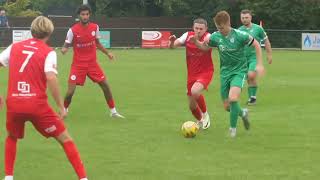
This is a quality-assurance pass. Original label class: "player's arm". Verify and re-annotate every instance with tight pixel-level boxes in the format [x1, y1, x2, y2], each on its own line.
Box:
[264, 38, 272, 64]
[45, 51, 66, 119]
[61, 28, 73, 55]
[0, 45, 11, 110]
[169, 32, 191, 49]
[96, 39, 114, 60]
[190, 35, 211, 51]
[0, 44, 11, 67]
[250, 38, 265, 76]
[95, 25, 114, 60]
[169, 35, 183, 48]
[61, 42, 71, 55]
[47, 72, 66, 119]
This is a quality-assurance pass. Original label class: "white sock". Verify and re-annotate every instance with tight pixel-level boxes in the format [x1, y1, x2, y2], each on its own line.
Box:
[80, 178, 88, 180]
[4, 176, 13, 180]
[110, 107, 117, 114]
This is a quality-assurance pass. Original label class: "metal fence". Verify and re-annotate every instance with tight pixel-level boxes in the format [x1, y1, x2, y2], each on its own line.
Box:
[1, 27, 320, 49]
[266, 29, 320, 49]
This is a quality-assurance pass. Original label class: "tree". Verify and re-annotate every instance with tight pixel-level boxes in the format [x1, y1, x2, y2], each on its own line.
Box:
[96, 0, 146, 17]
[30, 0, 81, 16]
[3, 0, 41, 17]
[94, 0, 320, 29]
[240, 0, 320, 29]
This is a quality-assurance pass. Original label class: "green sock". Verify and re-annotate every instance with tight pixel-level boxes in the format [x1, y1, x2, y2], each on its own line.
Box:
[248, 86, 257, 98]
[230, 101, 241, 128]
[252, 86, 257, 97]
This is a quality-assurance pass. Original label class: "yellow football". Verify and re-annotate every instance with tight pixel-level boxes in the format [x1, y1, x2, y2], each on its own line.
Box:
[181, 121, 199, 138]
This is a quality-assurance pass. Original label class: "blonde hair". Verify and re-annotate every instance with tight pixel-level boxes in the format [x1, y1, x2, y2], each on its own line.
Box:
[214, 11, 230, 25]
[31, 16, 54, 39]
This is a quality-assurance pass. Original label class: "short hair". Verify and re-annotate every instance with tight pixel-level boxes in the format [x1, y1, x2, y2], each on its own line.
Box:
[241, 9, 252, 15]
[193, 18, 208, 27]
[214, 11, 230, 25]
[77, 4, 92, 15]
[30, 16, 54, 39]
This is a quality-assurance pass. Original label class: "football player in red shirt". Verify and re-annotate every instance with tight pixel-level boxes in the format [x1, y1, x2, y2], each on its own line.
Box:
[61, 5, 124, 118]
[169, 18, 214, 129]
[0, 16, 89, 180]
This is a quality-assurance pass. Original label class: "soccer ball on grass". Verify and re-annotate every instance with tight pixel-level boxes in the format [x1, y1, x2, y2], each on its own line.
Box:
[181, 121, 199, 138]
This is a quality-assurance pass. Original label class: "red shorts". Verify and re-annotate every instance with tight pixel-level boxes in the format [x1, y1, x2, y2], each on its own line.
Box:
[68, 63, 106, 86]
[187, 72, 213, 96]
[6, 103, 66, 139]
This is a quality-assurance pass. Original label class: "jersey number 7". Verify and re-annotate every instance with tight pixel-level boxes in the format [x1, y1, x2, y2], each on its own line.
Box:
[19, 50, 34, 72]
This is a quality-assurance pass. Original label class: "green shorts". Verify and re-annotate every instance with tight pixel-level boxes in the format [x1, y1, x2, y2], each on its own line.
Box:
[247, 54, 257, 72]
[220, 73, 247, 100]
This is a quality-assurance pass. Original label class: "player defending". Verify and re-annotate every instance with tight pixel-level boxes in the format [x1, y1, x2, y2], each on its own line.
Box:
[239, 9, 272, 105]
[169, 18, 213, 129]
[191, 11, 265, 137]
[0, 16, 89, 180]
[61, 5, 124, 118]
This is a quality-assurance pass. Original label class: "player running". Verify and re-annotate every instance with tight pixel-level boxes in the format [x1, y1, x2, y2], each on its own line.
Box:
[0, 16, 89, 180]
[169, 18, 213, 129]
[239, 9, 272, 105]
[191, 11, 265, 137]
[61, 5, 124, 118]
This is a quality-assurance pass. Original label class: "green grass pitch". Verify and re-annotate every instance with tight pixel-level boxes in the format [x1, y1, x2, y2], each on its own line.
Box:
[0, 49, 319, 180]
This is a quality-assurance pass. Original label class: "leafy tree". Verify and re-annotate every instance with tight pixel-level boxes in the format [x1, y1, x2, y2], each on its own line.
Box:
[3, 0, 41, 17]
[30, 0, 81, 16]
[96, 0, 146, 17]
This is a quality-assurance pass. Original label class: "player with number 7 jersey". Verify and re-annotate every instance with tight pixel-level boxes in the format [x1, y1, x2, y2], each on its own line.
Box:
[0, 16, 89, 180]
[4, 39, 55, 107]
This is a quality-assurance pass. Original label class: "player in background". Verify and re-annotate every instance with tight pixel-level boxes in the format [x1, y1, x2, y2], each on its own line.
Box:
[169, 18, 213, 129]
[239, 9, 272, 105]
[61, 4, 124, 118]
[191, 11, 265, 137]
[0, 16, 89, 180]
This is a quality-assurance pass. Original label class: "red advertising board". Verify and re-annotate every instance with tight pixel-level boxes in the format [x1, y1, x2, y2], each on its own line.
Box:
[142, 31, 171, 48]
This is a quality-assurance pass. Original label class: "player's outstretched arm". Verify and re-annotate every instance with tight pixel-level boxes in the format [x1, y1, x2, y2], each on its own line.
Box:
[252, 39, 265, 76]
[190, 36, 211, 51]
[96, 39, 114, 60]
[264, 38, 272, 64]
[46, 72, 67, 119]
[168, 35, 183, 48]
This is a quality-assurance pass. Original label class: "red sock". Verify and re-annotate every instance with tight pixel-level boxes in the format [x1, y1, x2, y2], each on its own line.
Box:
[63, 141, 87, 179]
[191, 106, 202, 121]
[64, 100, 70, 109]
[197, 95, 207, 113]
[5, 136, 17, 176]
[107, 99, 115, 109]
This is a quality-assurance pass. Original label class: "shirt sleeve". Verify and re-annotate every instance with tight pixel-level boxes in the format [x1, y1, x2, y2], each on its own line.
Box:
[247, 35, 254, 46]
[65, 28, 73, 44]
[204, 33, 211, 44]
[44, 51, 58, 74]
[96, 25, 101, 39]
[177, 32, 188, 44]
[0, 44, 12, 67]
[237, 30, 253, 46]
